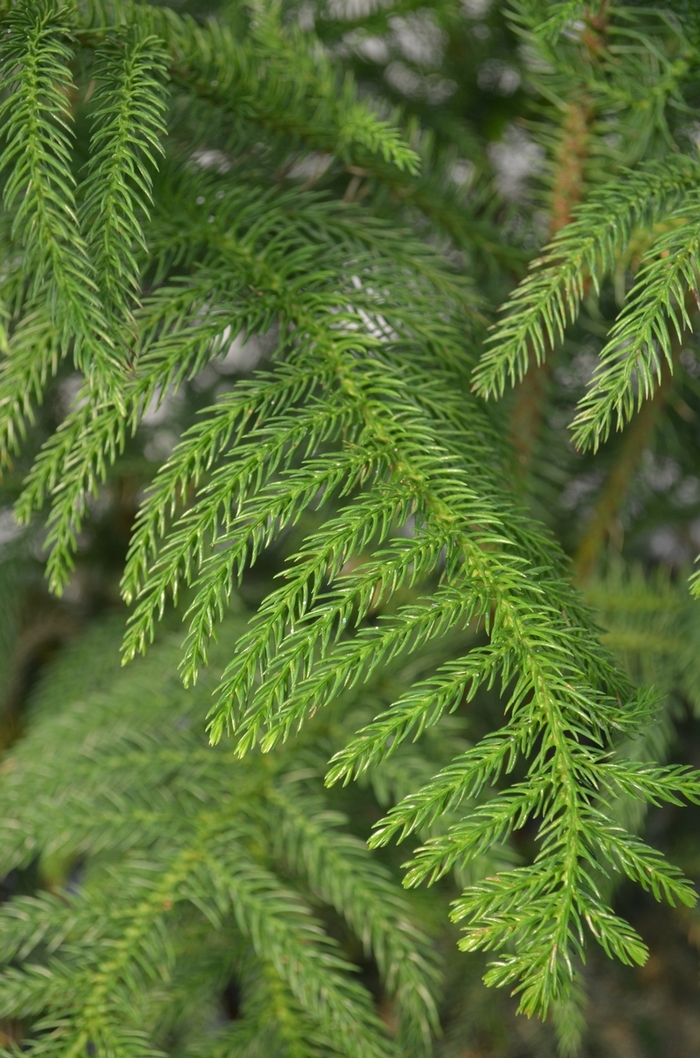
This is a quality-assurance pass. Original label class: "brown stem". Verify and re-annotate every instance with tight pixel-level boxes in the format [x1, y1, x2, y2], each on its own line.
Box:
[508, 5, 610, 473]
[510, 98, 593, 474]
[511, 359, 549, 472]
[573, 360, 675, 580]
[549, 100, 593, 237]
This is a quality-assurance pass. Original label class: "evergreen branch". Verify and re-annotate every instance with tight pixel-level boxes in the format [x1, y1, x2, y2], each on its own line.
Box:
[266, 784, 441, 1054]
[321, 562, 642, 787]
[125, 394, 357, 664]
[14, 268, 294, 592]
[0, 1, 119, 383]
[551, 969, 588, 1058]
[200, 481, 425, 737]
[77, 1, 418, 177]
[591, 759, 700, 807]
[157, 339, 696, 1019]
[451, 865, 647, 1016]
[535, 1, 587, 43]
[573, 360, 674, 578]
[129, 339, 476, 689]
[80, 27, 168, 328]
[403, 780, 552, 887]
[366, 725, 531, 845]
[0, 618, 435, 1056]
[180, 441, 386, 689]
[234, 484, 634, 761]
[571, 199, 700, 451]
[0, 892, 77, 964]
[0, 308, 62, 468]
[73, 4, 515, 279]
[0, 1, 80, 298]
[576, 898, 648, 965]
[0, 864, 177, 1055]
[472, 155, 700, 399]
[1, 0, 698, 1031]
[19, 196, 465, 596]
[15, 396, 129, 594]
[201, 845, 399, 1058]
[143, 168, 481, 322]
[232, 581, 484, 757]
[120, 351, 330, 609]
[163, 6, 419, 175]
[326, 648, 507, 788]
[592, 816, 697, 905]
[201, 370, 537, 745]
[184, 958, 331, 1058]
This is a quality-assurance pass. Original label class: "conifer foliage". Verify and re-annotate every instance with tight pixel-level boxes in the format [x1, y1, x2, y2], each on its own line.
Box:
[1, 0, 700, 1053]
[0, 618, 440, 1057]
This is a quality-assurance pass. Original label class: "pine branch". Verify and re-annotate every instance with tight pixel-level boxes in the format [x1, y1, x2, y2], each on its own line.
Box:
[0, 618, 436, 1057]
[80, 27, 168, 330]
[266, 783, 441, 1055]
[77, 1, 419, 178]
[0, 308, 61, 467]
[0, 1, 119, 385]
[1, 0, 699, 1034]
[571, 202, 700, 451]
[473, 155, 700, 400]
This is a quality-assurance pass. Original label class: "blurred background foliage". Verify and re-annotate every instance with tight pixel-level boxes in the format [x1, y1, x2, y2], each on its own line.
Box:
[2, 0, 700, 1056]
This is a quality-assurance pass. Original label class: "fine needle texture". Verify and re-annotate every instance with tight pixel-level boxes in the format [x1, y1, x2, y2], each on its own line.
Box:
[0, 2, 699, 1055]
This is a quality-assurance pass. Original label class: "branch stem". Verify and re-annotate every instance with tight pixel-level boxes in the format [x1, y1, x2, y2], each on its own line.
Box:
[573, 359, 675, 580]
